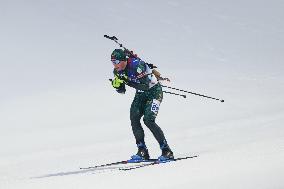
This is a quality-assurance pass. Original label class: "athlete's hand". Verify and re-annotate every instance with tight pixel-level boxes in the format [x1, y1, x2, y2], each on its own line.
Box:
[111, 76, 126, 94]
[112, 76, 125, 88]
[160, 77, 171, 82]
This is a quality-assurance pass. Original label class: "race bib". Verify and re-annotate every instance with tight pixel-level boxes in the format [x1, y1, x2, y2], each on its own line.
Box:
[151, 99, 161, 114]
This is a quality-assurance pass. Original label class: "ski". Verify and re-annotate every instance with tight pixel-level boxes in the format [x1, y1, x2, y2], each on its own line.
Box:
[119, 155, 198, 171]
[80, 155, 198, 170]
[79, 158, 158, 170]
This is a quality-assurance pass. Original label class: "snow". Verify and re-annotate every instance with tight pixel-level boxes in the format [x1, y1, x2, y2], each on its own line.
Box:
[0, 0, 284, 188]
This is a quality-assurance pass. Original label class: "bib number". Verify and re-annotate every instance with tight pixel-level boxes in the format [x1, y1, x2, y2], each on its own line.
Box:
[151, 99, 160, 114]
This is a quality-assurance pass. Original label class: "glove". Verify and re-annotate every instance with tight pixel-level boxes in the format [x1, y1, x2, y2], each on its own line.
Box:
[112, 76, 124, 88]
[111, 76, 126, 94]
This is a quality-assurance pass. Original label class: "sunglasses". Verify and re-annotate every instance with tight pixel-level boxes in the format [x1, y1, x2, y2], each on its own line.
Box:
[111, 59, 121, 65]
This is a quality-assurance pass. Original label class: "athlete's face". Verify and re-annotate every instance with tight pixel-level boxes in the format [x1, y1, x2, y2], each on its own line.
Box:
[112, 60, 127, 71]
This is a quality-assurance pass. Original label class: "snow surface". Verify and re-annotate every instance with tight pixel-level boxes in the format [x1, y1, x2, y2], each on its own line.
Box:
[0, 0, 284, 188]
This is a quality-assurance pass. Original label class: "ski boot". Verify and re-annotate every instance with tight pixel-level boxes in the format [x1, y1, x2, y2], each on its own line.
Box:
[130, 143, 150, 162]
[158, 144, 174, 162]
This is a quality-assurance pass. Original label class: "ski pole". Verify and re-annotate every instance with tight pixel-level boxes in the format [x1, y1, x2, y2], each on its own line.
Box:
[161, 85, 224, 102]
[104, 35, 157, 68]
[163, 91, 186, 98]
[109, 79, 186, 98]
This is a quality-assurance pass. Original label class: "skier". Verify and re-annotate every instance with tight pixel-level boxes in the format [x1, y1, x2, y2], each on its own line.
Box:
[110, 49, 174, 161]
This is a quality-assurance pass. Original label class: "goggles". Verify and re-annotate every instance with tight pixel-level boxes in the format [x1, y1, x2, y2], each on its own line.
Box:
[111, 59, 121, 65]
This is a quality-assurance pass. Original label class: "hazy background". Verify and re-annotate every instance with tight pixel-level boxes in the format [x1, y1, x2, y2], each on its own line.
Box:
[0, 0, 283, 188]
